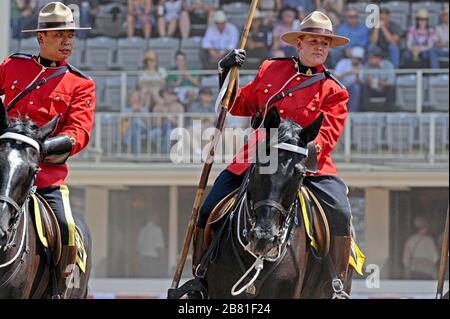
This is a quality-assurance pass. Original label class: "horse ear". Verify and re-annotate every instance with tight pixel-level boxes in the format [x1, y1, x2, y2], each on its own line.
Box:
[37, 115, 60, 141]
[0, 99, 9, 131]
[263, 107, 280, 130]
[299, 113, 323, 145]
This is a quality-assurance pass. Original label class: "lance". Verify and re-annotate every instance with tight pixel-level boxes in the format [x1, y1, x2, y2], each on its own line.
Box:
[436, 206, 449, 299]
[169, 0, 260, 294]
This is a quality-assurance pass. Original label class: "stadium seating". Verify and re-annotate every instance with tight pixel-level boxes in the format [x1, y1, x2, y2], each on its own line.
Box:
[85, 37, 116, 70]
[222, 2, 250, 29]
[385, 113, 417, 153]
[180, 37, 203, 69]
[68, 38, 85, 68]
[148, 37, 180, 69]
[351, 113, 384, 153]
[428, 74, 449, 112]
[116, 37, 147, 71]
[9, 39, 19, 55]
[18, 37, 40, 55]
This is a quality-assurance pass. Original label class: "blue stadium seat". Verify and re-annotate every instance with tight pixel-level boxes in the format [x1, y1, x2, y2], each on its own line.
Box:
[419, 114, 449, 154]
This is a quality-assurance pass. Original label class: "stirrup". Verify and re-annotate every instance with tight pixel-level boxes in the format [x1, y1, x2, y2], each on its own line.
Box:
[331, 278, 350, 299]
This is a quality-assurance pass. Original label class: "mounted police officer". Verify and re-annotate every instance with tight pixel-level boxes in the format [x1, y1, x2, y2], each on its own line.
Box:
[194, 11, 353, 286]
[0, 2, 94, 297]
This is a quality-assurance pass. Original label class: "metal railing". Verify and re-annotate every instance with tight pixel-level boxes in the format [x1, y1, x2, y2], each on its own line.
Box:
[74, 112, 449, 165]
[90, 68, 449, 114]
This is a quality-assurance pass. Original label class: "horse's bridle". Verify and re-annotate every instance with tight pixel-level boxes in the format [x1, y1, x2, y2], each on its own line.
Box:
[0, 132, 40, 253]
[245, 141, 309, 257]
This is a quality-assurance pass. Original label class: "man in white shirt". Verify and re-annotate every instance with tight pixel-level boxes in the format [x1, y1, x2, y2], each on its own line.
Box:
[201, 10, 239, 69]
[137, 214, 166, 277]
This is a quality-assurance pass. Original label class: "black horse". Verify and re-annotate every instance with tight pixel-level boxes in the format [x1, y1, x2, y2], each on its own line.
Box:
[203, 107, 352, 298]
[0, 102, 91, 298]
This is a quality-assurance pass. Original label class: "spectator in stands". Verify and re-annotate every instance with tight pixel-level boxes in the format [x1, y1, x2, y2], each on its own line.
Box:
[335, 46, 364, 112]
[368, 8, 401, 69]
[429, 6, 449, 69]
[11, 0, 35, 39]
[151, 85, 185, 153]
[272, 7, 298, 57]
[246, 9, 272, 68]
[167, 51, 200, 105]
[157, 0, 190, 39]
[63, 0, 99, 38]
[138, 50, 167, 110]
[182, 0, 215, 37]
[127, 0, 152, 39]
[360, 46, 395, 112]
[201, 10, 239, 69]
[188, 87, 214, 113]
[122, 90, 149, 155]
[332, 9, 369, 65]
[403, 9, 435, 68]
[276, 0, 313, 14]
[403, 214, 439, 280]
[314, 0, 344, 27]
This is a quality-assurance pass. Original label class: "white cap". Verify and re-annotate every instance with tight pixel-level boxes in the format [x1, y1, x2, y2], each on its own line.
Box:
[351, 46, 365, 59]
[214, 10, 227, 23]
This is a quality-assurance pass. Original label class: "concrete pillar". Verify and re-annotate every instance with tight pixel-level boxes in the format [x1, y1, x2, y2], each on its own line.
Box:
[365, 188, 390, 277]
[0, 0, 11, 60]
[84, 187, 109, 277]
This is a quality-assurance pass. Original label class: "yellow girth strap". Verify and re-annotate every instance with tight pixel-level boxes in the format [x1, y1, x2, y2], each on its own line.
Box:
[31, 194, 49, 248]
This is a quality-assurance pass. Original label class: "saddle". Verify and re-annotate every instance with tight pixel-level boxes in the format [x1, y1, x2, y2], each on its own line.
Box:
[204, 186, 330, 257]
[30, 193, 62, 265]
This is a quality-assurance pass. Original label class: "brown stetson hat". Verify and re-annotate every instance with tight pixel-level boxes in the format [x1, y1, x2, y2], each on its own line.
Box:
[281, 11, 350, 49]
[22, 2, 91, 33]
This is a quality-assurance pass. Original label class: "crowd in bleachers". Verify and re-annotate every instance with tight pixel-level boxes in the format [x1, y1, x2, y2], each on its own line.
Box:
[9, 1, 449, 154]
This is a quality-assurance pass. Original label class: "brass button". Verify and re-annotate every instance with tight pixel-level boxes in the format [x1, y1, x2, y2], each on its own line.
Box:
[280, 109, 284, 114]
[296, 77, 301, 81]
[36, 86, 40, 89]
[13, 80, 18, 84]
[264, 89, 269, 93]
[288, 93, 293, 97]
[29, 101, 34, 105]
[56, 96, 60, 101]
[268, 84, 272, 87]
[311, 107, 316, 111]
[11, 85, 15, 90]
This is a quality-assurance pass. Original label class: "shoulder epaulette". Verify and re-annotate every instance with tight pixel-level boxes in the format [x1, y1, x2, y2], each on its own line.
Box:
[324, 69, 346, 89]
[9, 53, 33, 59]
[67, 64, 92, 80]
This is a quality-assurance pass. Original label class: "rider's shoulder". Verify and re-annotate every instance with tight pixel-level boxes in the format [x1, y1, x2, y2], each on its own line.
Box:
[8, 53, 34, 60]
[67, 63, 92, 81]
[324, 69, 346, 90]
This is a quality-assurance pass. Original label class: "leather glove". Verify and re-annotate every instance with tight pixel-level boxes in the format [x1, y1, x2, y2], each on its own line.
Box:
[41, 135, 73, 165]
[218, 49, 246, 73]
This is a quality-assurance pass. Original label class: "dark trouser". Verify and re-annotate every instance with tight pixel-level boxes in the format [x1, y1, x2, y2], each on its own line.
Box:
[37, 185, 75, 246]
[197, 169, 351, 236]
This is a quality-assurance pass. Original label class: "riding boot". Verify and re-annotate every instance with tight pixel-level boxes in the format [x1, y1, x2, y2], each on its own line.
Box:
[329, 236, 352, 283]
[192, 226, 206, 277]
[56, 245, 78, 298]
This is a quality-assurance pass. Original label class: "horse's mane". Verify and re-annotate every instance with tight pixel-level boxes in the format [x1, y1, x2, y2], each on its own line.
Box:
[1, 117, 40, 140]
[276, 119, 302, 145]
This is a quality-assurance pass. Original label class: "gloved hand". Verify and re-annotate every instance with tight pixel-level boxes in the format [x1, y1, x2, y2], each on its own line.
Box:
[218, 49, 246, 73]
